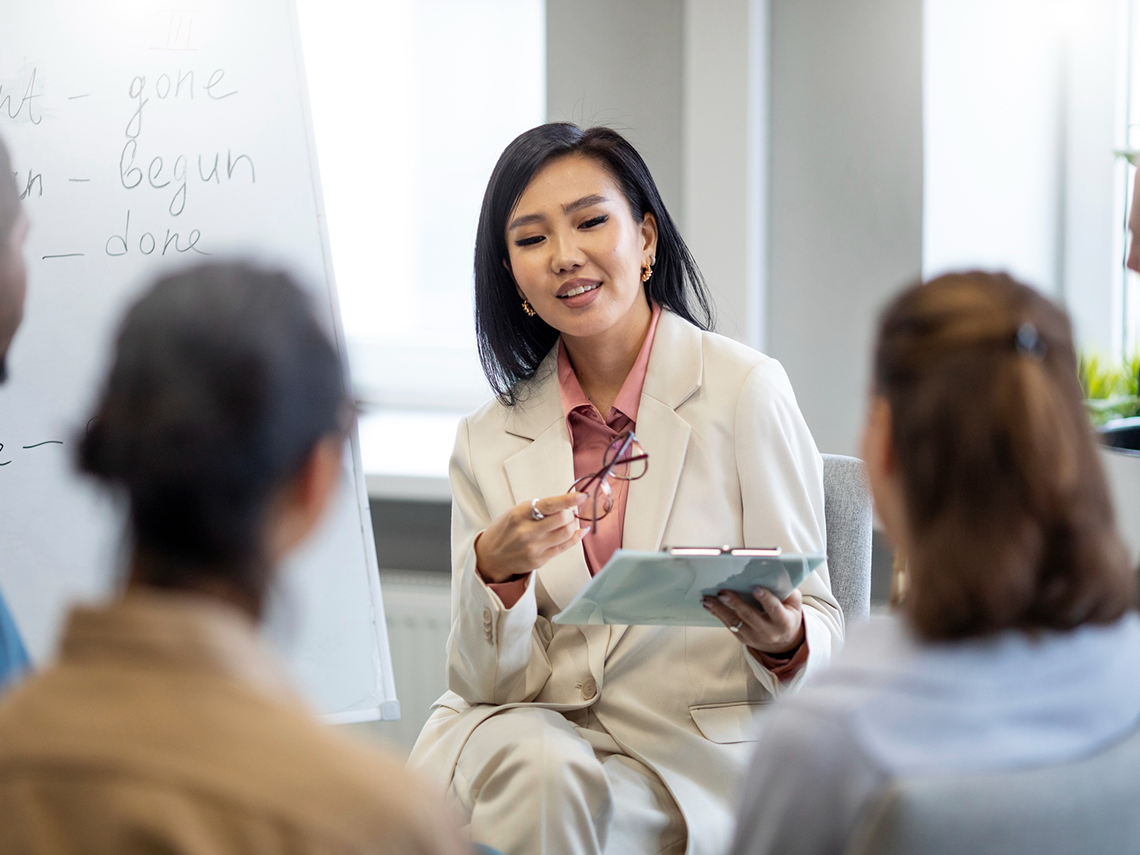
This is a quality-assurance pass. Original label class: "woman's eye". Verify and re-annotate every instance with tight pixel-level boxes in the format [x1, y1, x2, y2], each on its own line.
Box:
[515, 235, 545, 247]
[580, 215, 608, 229]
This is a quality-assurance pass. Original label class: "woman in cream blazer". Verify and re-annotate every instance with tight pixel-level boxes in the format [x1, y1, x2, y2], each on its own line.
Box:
[409, 124, 843, 855]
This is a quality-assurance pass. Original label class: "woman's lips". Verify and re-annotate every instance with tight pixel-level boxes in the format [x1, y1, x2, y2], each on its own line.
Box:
[556, 280, 603, 308]
[556, 278, 601, 297]
[559, 282, 600, 298]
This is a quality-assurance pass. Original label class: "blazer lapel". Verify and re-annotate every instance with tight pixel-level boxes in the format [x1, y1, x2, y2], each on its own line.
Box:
[622, 399, 692, 554]
[608, 311, 703, 653]
[502, 351, 613, 680]
[503, 418, 594, 614]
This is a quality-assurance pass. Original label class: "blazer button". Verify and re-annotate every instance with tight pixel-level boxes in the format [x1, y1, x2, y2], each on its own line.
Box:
[581, 678, 598, 700]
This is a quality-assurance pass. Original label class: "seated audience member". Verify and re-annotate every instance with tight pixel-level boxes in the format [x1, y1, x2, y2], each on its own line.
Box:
[0, 135, 32, 693]
[0, 263, 467, 855]
[729, 271, 1140, 855]
[0, 595, 29, 693]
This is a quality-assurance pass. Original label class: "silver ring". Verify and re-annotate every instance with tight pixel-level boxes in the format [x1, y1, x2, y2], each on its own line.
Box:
[729, 620, 744, 633]
[530, 498, 545, 521]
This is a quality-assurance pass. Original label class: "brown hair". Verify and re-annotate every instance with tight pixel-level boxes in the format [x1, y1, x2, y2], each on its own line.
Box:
[874, 271, 1134, 641]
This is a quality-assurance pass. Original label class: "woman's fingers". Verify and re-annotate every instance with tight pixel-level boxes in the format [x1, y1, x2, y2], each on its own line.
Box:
[715, 591, 769, 635]
[536, 523, 590, 564]
[755, 587, 801, 626]
[479, 493, 589, 580]
[522, 492, 586, 533]
[534, 515, 583, 550]
[530, 491, 587, 519]
[702, 594, 741, 629]
[527, 507, 576, 533]
[705, 588, 805, 653]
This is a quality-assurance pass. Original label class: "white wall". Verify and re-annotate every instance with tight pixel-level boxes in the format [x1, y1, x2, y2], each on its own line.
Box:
[545, 0, 685, 216]
[1061, 0, 1122, 352]
[545, 0, 769, 349]
[683, 0, 768, 349]
[923, 0, 1121, 351]
[545, 0, 924, 456]
[767, 0, 924, 455]
[923, 0, 1066, 292]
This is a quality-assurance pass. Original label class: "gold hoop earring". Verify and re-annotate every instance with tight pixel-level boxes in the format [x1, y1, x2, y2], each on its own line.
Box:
[641, 263, 653, 283]
[521, 299, 537, 317]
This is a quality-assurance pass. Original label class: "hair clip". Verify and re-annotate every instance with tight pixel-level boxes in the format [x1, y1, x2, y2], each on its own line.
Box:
[1014, 322, 1047, 361]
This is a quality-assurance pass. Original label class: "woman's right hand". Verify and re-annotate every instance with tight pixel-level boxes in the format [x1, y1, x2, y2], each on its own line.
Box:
[474, 492, 589, 583]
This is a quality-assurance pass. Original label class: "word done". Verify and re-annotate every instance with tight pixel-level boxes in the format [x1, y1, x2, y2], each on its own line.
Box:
[104, 211, 208, 258]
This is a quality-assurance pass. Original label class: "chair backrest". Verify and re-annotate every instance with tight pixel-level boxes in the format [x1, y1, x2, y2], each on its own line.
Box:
[821, 453, 872, 623]
[845, 724, 1140, 855]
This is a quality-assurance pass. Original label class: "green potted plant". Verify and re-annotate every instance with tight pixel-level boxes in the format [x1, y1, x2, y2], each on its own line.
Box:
[1083, 349, 1140, 561]
[1079, 351, 1140, 451]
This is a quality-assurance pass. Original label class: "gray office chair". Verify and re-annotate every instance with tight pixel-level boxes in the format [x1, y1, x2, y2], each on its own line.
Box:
[821, 453, 872, 623]
[845, 723, 1140, 855]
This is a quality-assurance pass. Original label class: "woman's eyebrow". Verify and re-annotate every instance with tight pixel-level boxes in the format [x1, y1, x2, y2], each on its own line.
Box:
[508, 212, 545, 230]
[508, 195, 610, 231]
[563, 194, 608, 214]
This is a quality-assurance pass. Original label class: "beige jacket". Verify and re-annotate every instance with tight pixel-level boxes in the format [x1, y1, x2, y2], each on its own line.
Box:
[0, 591, 468, 855]
[409, 312, 844, 855]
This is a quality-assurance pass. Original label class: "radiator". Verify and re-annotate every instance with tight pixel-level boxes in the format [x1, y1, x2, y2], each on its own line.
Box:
[372, 571, 453, 753]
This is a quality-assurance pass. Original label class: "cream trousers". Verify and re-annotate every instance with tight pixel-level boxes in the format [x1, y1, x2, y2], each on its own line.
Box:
[450, 707, 687, 855]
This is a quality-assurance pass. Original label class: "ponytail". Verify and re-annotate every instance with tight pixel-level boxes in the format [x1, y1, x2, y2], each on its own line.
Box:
[875, 272, 1133, 641]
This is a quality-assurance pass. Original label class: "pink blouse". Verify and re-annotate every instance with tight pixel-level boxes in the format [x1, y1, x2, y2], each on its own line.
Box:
[486, 304, 661, 609]
[558, 302, 662, 576]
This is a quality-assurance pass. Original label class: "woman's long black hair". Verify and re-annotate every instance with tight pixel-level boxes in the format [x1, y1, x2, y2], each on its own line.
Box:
[474, 123, 715, 404]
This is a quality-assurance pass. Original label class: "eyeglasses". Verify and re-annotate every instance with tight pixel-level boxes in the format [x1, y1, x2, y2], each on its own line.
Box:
[568, 431, 649, 530]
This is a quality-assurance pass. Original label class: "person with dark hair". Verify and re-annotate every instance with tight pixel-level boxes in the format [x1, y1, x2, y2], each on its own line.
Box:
[0, 135, 28, 383]
[0, 262, 468, 855]
[408, 123, 842, 855]
[729, 272, 1140, 855]
[0, 133, 32, 692]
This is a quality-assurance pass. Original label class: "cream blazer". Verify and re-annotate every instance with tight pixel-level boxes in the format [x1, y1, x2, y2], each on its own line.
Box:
[409, 310, 844, 855]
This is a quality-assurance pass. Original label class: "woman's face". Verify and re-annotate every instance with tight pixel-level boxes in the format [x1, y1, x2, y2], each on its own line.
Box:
[504, 155, 657, 343]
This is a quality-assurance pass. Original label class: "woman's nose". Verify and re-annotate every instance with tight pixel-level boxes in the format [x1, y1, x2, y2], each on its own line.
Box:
[549, 232, 585, 273]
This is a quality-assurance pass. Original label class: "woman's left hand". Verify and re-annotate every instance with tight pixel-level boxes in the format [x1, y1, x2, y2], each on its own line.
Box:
[703, 587, 805, 656]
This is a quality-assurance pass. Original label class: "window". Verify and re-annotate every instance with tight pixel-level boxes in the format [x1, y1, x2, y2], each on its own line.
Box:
[923, 0, 1129, 356]
[295, 0, 545, 411]
[1121, 0, 1140, 352]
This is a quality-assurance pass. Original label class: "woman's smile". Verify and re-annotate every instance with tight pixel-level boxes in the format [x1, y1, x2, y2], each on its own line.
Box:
[557, 278, 603, 307]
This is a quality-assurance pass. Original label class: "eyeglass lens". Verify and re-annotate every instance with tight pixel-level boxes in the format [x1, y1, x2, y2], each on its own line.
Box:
[570, 472, 614, 522]
[567, 432, 649, 525]
[603, 433, 648, 481]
